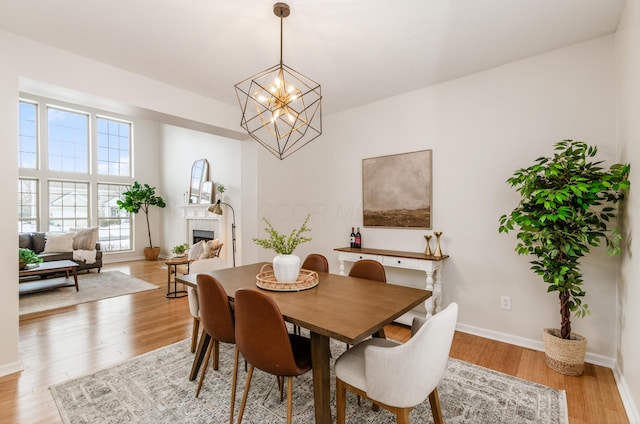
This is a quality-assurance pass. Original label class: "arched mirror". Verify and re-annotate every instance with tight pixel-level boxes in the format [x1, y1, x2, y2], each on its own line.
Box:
[188, 159, 209, 204]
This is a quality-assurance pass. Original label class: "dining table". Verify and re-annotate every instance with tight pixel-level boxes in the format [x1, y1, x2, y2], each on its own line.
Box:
[176, 262, 431, 424]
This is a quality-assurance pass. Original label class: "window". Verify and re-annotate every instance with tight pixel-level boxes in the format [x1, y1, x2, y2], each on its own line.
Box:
[48, 107, 89, 173]
[18, 178, 38, 232]
[18, 101, 38, 169]
[18, 98, 135, 253]
[97, 183, 131, 252]
[97, 117, 131, 176]
[48, 180, 89, 231]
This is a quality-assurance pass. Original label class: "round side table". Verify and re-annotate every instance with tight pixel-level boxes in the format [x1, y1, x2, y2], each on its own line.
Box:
[165, 256, 190, 298]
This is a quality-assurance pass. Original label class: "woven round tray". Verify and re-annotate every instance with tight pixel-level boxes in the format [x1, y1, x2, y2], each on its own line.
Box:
[256, 264, 319, 292]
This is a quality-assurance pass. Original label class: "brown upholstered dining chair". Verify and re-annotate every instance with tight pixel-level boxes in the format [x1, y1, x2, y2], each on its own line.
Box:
[234, 288, 313, 424]
[194, 274, 239, 424]
[348, 259, 386, 282]
[301, 253, 329, 273]
[349, 259, 387, 340]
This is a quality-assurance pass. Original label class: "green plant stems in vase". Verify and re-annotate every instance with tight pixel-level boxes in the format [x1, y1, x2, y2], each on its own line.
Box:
[424, 235, 433, 256]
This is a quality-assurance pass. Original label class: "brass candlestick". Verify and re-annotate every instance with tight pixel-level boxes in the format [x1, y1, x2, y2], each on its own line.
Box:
[434, 231, 443, 257]
[424, 235, 433, 256]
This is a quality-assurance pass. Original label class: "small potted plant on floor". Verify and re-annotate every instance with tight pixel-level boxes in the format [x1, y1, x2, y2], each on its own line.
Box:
[499, 140, 630, 375]
[117, 181, 167, 261]
[253, 214, 312, 282]
[19, 248, 43, 270]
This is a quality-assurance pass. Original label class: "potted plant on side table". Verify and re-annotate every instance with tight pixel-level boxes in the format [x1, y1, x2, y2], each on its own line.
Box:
[499, 140, 630, 375]
[117, 181, 167, 261]
[252, 214, 312, 282]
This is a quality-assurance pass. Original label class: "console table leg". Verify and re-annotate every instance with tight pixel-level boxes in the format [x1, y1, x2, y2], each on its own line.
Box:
[425, 270, 435, 319]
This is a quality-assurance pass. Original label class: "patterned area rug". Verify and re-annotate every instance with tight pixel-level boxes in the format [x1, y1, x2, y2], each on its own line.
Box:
[51, 338, 568, 424]
[19, 270, 159, 315]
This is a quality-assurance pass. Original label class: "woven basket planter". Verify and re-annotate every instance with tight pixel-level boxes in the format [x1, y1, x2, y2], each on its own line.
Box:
[542, 328, 587, 376]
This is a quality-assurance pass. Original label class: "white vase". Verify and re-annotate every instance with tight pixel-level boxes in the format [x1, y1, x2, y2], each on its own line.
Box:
[273, 254, 301, 282]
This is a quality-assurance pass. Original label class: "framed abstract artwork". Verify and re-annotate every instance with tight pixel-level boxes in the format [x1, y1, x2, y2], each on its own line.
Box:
[362, 150, 432, 228]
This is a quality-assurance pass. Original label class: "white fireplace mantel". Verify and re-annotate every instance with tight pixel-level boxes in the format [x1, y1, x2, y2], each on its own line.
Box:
[179, 205, 220, 244]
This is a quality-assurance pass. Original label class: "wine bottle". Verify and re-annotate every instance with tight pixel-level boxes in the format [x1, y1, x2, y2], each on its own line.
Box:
[350, 227, 356, 248]
[355, 227, 361, 248]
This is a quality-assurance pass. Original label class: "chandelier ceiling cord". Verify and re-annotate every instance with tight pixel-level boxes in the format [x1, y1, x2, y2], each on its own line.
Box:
[234, 2, 322, 160]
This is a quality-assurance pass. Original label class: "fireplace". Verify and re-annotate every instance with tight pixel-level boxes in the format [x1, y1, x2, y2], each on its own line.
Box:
[193, 230, 215, 244]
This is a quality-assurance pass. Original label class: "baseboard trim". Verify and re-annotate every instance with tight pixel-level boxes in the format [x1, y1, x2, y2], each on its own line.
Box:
[455, 322, 615, 368]
[0, 359, 23, 378]
[613, 364, 640, 424]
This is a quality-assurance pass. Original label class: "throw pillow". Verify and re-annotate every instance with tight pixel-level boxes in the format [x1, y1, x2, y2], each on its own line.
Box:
[71, 227, 99, 250]
[199, 239, 222, 259]
[44, 232, 77, 253]
[188, 240, 205, 261]
[31, 232, 47, 253]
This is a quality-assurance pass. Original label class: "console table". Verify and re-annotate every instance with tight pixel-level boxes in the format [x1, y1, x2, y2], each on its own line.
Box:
[334, 247, 449, 323]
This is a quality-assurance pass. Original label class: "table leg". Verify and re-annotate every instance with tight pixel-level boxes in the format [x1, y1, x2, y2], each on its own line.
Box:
[190, 330, 211, 381]
[166, 265, 172, 296]
[310, 332, 332, 424]
[72, 267, 79, 291]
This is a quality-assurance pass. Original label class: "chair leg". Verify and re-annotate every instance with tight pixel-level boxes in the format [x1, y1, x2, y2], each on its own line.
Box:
[336, 378, 347, 424]
[195, 340, 214, 397]
[237, 364, 254, 424]
[278, 376, 284, 401]
[213, 339, 220, 370]
[396, 408, 411, 424]
[428, 388, 444, 424]
[229, 347, 239, 424]
[286, 376, 294, 424]
[190, 317, 200, 353]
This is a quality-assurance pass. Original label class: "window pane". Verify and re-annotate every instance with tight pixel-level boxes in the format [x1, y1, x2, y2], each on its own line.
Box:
[18, 178, 38, 232]
[48, 107, 89, 173]
[97, 117, 131, 177]
[19, 101, 38, 169]
[97, 183, 131, 252]
[48, 180, 89, 231]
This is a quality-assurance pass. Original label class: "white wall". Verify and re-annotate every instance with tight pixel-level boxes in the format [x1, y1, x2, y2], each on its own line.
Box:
[159, 124, 244, 268]
[615, 0, 640, 421]
[0, 30, 247, 376]
[256, 36, 620, 362]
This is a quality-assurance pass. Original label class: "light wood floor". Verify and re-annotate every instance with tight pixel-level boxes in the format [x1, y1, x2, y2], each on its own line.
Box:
[1, 260, 629, 423]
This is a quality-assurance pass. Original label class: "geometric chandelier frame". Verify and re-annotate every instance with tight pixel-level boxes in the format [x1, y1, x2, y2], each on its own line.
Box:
[234, 2, 322, 160]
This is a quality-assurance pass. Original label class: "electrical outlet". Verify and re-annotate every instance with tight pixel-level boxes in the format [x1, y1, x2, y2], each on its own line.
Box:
[501, 296, 511, 310]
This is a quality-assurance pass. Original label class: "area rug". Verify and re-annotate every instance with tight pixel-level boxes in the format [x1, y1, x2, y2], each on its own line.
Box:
[19, 271, 159, 315]
[50, 338, 568, 424]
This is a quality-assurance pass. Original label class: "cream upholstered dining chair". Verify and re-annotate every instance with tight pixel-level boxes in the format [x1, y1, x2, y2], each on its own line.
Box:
[187, 286, 200, 353]
[335, 302, 458, 424]
[348, 259, 387, 340]
[234, 288, 313, 424]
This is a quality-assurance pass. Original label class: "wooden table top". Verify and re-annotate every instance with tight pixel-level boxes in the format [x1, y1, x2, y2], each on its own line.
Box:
[176, 262, 431, 345]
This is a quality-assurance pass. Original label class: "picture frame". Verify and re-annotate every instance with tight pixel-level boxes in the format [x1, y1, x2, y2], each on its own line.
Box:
[362, 150, 432, 228]
[200, 181, 214, 204]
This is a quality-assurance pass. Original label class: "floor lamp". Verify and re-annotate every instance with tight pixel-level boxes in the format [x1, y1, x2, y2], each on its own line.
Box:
[208, 200, 237, 267]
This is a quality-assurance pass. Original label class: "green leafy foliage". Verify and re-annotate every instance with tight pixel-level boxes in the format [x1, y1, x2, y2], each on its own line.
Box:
[19, 248, 43, 265]
[499, 140, 630, 339]
[116, 181, 167, 248]
[171, 243, 190, 255]
[253, 215, 312, 255]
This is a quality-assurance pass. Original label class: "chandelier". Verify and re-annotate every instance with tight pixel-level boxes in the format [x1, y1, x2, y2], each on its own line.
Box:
[234, 2, 322, 160]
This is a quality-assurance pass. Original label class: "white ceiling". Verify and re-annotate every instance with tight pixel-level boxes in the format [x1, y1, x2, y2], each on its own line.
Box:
[0, 0, 627, 116]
